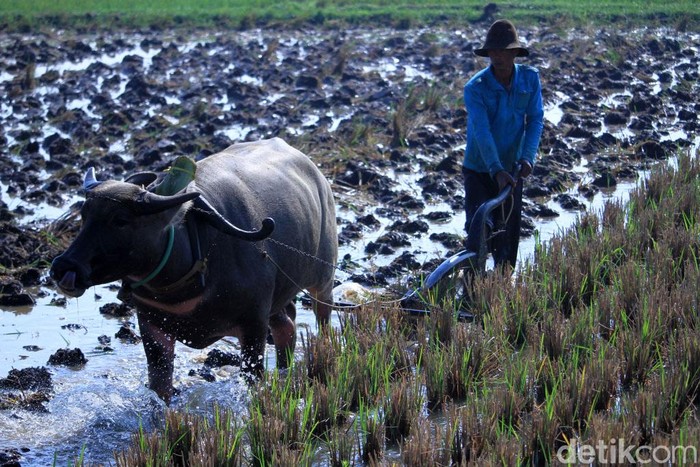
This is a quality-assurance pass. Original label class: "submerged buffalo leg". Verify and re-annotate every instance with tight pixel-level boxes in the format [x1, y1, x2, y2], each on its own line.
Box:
[138, 316, 176, 404]
[270, 304, 297, 368]
[239, 323, 268, 376]
[309, 285, 333, 326]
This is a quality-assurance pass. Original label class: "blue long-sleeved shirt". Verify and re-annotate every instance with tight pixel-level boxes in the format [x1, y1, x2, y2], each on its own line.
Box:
[463, 64, 544, 177]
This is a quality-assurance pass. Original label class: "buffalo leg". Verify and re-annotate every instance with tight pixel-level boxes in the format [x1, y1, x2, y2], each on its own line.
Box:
[137, 315, 176, 404]
[269, 303, 296, 368]
[309, 285, 333, 326]
[240, 324, 267, 376]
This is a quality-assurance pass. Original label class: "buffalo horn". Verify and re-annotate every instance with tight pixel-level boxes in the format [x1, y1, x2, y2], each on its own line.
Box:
[193, 196, 275, 241]
[135, 190, 201, 215]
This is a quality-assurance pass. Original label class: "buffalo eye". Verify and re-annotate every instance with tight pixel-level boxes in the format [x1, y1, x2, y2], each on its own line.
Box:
[110, 214, 133, 228]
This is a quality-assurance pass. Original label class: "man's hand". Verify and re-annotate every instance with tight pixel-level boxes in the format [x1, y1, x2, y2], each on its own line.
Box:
[495, 170, 516, 191]
[518, 160, 533, 178]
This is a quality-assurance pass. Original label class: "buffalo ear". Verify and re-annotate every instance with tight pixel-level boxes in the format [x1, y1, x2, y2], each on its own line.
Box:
[83, 167, 101, 191]
[134, 190, 200, 215]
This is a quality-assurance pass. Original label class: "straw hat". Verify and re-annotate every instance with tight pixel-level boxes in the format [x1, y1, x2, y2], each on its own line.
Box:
[474, 19, 529, 57]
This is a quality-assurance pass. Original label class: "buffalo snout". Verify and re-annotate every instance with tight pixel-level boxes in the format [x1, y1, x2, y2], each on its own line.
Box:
[50, 255, 91, 298]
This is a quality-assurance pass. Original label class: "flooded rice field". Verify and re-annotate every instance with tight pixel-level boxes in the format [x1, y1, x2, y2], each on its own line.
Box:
[0, 22, 698, 465]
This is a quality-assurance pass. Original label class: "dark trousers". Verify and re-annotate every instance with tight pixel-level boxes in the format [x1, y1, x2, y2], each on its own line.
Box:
[462, 167, 523, 269]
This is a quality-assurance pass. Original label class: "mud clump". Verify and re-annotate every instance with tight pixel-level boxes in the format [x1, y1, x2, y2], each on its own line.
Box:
[99, 302, 135, 317]
[0, 448, 28, 467]
[115, 325, 142, 344]
[47, 348, 87, 367]
[0, 276, 35, 307]
[0, 367, 54, 412]
[189, 349, 242, 382]
[0, 367, 52, 391]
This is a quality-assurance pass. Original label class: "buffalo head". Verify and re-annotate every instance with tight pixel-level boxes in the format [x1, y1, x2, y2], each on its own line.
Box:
[50, 169, 199, 297]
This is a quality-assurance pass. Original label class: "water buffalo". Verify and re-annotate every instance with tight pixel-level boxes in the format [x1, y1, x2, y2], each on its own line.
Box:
[50, 138, 338, 403]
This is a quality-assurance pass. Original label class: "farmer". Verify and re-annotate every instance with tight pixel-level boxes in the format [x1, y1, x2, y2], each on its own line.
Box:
[463, 19, 544, 269]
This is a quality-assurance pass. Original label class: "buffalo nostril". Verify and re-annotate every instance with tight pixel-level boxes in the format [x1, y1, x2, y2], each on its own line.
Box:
[58, 271, 77, 291]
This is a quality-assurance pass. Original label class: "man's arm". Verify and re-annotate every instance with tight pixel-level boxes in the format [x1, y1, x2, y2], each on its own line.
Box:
[464, 83, 504, 177]
[520, 71, 544, 168]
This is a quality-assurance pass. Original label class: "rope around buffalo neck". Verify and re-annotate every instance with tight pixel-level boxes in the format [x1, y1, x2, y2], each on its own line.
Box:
[131, 225, 175, 289]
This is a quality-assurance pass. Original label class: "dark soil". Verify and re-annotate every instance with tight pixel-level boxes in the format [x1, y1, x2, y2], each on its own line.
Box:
[46, 348, 87, 367]
[0, 367, 53, 412]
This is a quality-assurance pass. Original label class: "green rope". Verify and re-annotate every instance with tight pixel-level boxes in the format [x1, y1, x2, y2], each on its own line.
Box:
[131, 225, 175, 289]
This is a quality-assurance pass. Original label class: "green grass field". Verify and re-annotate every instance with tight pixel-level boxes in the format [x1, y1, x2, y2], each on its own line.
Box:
[0, 0, 698, 31]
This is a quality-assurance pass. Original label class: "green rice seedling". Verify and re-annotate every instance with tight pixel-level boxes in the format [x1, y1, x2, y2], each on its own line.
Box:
[418, 340, 447, 411]
[384, 327, 416, 381]
[443, 324, 500, 401]
[481, 294, 530, 351]
[601, 197, 627, 232]
[665, 412, 700, 466]
[488, 430, 527, 466]
[400, 416, 446, 466]
[334, 335, 365, 412]
[446, 402, 496, 465]
[618, 301, 664, 390]
[162, 411, 197, 463]
[326, 424, 356, 467]
[338, 304, 415, 410]
[424, 298, 457, 346]
[610, 260, 645, 324]
[347, 115, 376, 147]
[266, 441, 316, 466]
[311, 380, 350, 437]
[595, 289, 619, 343]
[416, 270, 465, 318]
[535, 357, 563, 416]
[502, 352, 536, 417]
[537, 309, 566, 361]
[363, 340, 393, 404]
[564, 303, 597, 369]
[300, 326, 341, 385]
[589, 342, 620, 413]
[246, 408, 281, 466]
[197, 406, 246, 466]
[421, 82, 444, 112]
[633, 388, 661, 447]
[247, 368, 317, 466]
[356, 401, 384, 464]
[486, 385, 527, 439]
[524, 409, 562, 465]
[655, 331, 700, 428]
[115, 410, 197, 466]
[382, 376, 423, 443]
[583, 410, 637, 456]
[560, 362, 601, 434]
[65, 444, 86, 467]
